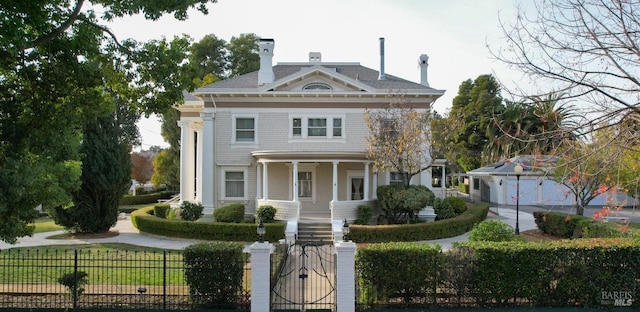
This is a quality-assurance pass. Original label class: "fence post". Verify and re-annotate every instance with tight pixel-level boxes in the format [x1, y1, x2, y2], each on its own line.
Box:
[250, 241, 274, 312]
[73, 249, 78, 310]
[335, 241, 356, 312]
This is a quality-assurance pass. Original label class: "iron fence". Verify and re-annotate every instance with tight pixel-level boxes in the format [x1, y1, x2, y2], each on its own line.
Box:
[0, 248, 251, 310]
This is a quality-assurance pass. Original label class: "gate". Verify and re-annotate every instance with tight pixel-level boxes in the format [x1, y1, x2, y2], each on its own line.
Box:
[271, 242, 336, 311]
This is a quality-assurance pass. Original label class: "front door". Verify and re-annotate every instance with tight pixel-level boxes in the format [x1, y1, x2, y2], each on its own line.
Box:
[350, 177, 364, 200]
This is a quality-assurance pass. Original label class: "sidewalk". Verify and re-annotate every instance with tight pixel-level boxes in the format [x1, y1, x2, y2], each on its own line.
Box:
[0, 207, 536, 250]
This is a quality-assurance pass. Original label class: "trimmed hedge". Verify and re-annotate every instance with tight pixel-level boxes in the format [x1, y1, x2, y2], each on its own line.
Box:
[356, 243, 442, 304]
[131, 206, 285, 242]
[349, 202, 489, 243]
[453, 239, 640, 307]
[183, 242, 245, 307]
[356, 239, 640, 308]
[120, 191, 176, 206]
[153, 204, 170, 219]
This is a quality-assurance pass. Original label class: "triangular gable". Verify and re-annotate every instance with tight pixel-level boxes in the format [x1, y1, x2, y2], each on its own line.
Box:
[258, 65, 376, 93]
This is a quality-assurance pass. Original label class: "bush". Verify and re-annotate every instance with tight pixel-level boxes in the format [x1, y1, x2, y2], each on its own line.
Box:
[469, 220, 516, 242]
[214, 203, 245, 223]
[181, 201, 203, 221]
[58, 271, 88, 296]
[354, 205, 372, 225]
[433, 198, 456, 221]
[119, 193, 161, 205]
[183, 242, 245, 308]
[256, 205, 277, 223]
[445, 197, 467, 215]
[377, 184, 435, 224]
[349, 203, 490, 243]
[533, 211, 590, 238]
[153, 204, 170, 219]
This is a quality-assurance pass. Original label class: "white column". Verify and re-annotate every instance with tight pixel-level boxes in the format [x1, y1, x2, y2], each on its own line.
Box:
[178, 120, 195, 204]
[256, 163, 262, 200]
[292, 161, 299, 202]
[335, 241, 357, 312]
[332, 161, 339, 202]
[194, 123, 203, 202]
[200, 108, 215, 216]
[250, 242, 274, 312]
[263, 162, 269, 200]
[372, 171, 378, 199]
[363, 162, 370, 200]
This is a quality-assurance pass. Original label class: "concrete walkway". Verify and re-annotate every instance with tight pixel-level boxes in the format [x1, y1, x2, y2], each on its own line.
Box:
[0, 207, 536, 250]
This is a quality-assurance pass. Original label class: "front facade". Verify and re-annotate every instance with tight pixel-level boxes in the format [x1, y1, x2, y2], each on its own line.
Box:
[176, 38, 445, 223]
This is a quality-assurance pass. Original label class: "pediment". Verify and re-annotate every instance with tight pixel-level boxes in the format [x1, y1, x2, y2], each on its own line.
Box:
[259, 65, 375, 93]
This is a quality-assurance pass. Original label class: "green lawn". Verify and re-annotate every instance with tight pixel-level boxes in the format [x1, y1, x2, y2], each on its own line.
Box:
[31, 217, 64, 233]
[0, 243, 185, 285]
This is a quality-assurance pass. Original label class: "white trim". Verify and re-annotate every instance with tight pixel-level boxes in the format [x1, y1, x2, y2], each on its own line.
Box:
[221, 167, 249, 201]
[231, 114, 259, 146]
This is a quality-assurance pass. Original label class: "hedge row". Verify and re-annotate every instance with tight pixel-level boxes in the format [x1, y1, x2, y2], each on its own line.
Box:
[120, 191, 176, 206]
[533, 211, 630, 238]
[357, 239, 640, 308]
[349, 202, 489, 243]
[131, 206, 285, 242]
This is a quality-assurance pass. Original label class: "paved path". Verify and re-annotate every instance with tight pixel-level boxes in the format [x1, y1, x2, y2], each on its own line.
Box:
[0, 208, 536, 250]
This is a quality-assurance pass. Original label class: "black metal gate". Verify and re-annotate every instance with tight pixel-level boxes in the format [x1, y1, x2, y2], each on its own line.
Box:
[271, 242, 336, 311]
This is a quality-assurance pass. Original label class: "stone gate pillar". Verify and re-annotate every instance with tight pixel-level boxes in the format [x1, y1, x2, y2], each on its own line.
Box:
[250, 242, 274, 312]
[335, 241, 356, 312]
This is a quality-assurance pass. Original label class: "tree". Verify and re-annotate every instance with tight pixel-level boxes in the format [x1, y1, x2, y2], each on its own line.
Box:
[52, 109, 132, 233]
[365, 93, 433, 186]
[227, 33, 260, 77]
[448, 74, 504, 171]
[189, 34, 228, 81]
[153, 108, 182, 190]
[0, 0, 217, 243]
[493, 0, 640, 194]
[131, 151, 155, 184]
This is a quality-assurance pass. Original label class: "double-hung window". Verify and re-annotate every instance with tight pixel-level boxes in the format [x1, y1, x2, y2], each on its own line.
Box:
[308, 118, 327, 137]
[224, 171, 245, 198]
[332, 118, 342, 137]
[390, 172, 405, 185]
[235, 117, 255, 143]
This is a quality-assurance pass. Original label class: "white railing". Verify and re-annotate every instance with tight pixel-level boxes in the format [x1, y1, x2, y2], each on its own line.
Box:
[330, 199, 376, 222]
[257, 199, 300, 221]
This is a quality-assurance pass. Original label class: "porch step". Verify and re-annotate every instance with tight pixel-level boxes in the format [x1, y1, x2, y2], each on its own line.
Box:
[297, 222, 333, 244]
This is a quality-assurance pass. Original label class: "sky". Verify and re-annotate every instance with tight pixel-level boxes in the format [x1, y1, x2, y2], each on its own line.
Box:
[104, 0, 525, 150]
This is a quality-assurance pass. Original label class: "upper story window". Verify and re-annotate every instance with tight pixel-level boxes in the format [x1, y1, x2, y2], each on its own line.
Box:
[232, 115, 258, 144]
[308, 118, 327, 137]
[389, 172, 405, 185]
[303, 83, 332, 91]
[290, 115, 344, 140]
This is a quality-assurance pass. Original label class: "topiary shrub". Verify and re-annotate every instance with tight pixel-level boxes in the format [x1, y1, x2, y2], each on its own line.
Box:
[468, 220, 516, 242]
[445, 197, 467, 215]
[354, 205, 372, 225]
[255, 205, 277, 223]
[153, 204, 170, 219]
[167, 208, 180, 220]
[377, 185, 435, 224]
[180, 201, 203, 221]
[183, 242, 245, 308]
[433, 198, 456, 221]
[214, 203, 245, 223]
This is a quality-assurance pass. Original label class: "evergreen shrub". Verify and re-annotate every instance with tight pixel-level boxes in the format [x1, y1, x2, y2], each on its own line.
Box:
[214, 203, 245, 223]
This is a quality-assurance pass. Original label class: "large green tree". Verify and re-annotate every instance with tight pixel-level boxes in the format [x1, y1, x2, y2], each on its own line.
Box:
[448, 74, 504, 171]
[0, 0, 217, 243]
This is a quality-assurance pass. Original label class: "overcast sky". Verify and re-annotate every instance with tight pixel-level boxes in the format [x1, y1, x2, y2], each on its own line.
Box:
[105, 0, 526, 150]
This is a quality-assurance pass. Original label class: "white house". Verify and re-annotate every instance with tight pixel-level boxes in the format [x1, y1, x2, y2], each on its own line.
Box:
[174, 38, 445, 224]
[466, 155, 638, 208]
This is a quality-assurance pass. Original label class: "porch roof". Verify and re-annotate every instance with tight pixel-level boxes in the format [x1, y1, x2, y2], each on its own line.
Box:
[251, 150, 368, 162]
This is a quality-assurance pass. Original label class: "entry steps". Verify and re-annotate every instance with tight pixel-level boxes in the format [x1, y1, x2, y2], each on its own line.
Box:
[296, 221, 333, 244]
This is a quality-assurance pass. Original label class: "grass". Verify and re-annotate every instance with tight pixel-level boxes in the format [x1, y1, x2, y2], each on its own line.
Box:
[0, 243, 186, 285]
[31, 217, 64, 233]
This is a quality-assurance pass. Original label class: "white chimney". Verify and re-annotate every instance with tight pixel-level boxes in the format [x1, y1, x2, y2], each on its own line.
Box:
[309, 52, 321, 63]
[258, 38, 275, 85]
[419, 54, 429, 87]
[379, 37, 385, 80]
